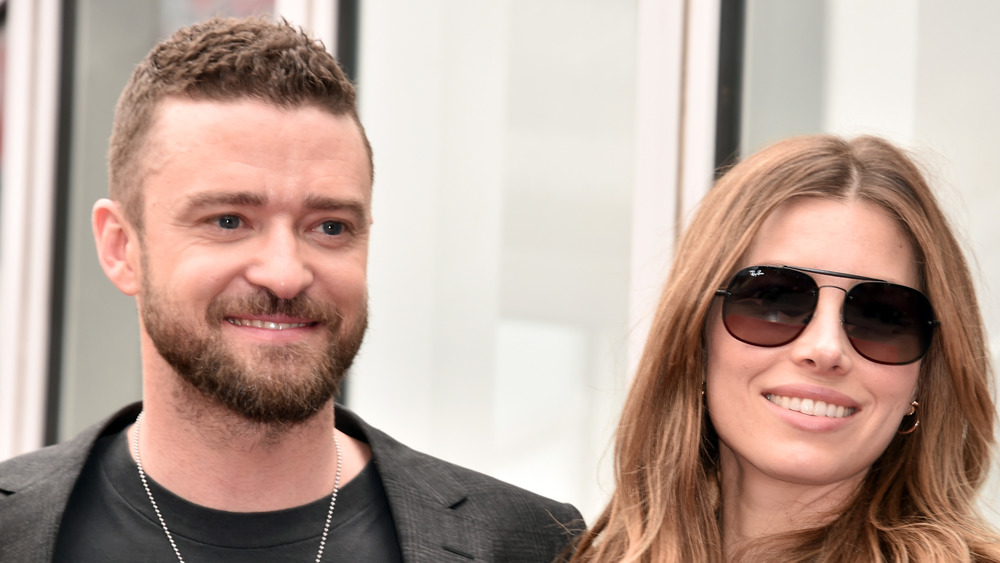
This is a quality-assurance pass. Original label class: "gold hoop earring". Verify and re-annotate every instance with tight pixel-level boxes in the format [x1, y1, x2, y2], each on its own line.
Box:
[898, 400, 920, 435]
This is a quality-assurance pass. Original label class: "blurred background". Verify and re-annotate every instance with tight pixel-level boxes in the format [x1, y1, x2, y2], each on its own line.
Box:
[2, 0, 997, 522]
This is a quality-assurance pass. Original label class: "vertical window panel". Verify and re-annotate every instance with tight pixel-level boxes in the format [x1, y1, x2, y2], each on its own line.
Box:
[351, 1, 639, 517]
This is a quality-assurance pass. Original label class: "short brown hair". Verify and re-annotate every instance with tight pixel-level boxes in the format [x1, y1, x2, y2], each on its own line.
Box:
[108, 16, 372, 229]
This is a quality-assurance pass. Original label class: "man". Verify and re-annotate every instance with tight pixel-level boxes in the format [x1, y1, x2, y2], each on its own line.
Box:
[0, 16, 582, 562]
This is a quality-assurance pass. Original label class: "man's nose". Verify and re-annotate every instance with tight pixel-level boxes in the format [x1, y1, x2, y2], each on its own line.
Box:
[244, 227, 314, 300]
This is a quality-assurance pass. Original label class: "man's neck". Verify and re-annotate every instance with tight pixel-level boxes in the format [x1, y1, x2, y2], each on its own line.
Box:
[133, 375, 371, 512]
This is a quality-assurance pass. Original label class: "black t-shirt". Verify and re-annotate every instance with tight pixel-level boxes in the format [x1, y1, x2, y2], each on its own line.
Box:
[53, 428, 403, 562]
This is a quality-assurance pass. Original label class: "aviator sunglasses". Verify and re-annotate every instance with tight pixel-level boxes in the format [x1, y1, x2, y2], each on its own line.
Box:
[715, 265, 938, 365]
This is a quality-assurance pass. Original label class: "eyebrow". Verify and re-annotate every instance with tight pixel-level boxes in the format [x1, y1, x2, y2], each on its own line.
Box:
[181, 191, 369, 222]
[182, 191, 268, 212]
[302, 194, 370, 222]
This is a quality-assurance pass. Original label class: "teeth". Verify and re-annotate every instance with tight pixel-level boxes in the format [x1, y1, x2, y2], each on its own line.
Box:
[765, 394, 855, 418]
[226, 318, 311, 330]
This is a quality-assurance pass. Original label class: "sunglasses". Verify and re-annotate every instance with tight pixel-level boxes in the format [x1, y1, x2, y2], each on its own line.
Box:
[715, 265, 938, 365]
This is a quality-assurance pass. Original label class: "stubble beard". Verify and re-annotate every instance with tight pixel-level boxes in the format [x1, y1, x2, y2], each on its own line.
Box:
[140, 280, 368, 426]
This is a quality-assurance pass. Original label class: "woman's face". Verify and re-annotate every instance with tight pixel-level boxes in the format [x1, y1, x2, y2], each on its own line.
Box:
[706, 197, 921, 492]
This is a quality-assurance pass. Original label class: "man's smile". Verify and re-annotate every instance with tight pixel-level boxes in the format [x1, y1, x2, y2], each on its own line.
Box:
[225, 317, 317, 330]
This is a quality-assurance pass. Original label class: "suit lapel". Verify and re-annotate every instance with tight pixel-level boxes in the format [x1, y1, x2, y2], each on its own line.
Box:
[378, 458, 492, 561]
[336, 407, 493, 561]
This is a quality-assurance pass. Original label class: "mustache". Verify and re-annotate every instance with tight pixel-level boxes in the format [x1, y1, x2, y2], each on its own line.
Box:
[206, 289, 341, 325]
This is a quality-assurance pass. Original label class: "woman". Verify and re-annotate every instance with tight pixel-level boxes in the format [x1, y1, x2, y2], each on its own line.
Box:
[571, 135, 1000, 562]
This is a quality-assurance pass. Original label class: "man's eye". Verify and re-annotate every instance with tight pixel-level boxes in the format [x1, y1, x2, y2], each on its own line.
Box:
[216, 215, 241, 229]
[319, 221, 345, 235]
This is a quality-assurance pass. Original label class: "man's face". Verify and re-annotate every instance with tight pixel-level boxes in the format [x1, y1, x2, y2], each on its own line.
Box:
[134, 98, 372, 424]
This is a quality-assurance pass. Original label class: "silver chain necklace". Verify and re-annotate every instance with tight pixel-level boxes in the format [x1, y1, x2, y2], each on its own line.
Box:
[130, 411, 343, 562]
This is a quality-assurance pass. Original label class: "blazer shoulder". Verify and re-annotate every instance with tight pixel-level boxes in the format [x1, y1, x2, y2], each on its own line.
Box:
[338, 407, 585, 532]
[0, 403, 141, 495]
[409, 449, 586, 560]
[426, 452, 583, 525]
[0, 431, 92, 496]
[0, 403, 141, 562]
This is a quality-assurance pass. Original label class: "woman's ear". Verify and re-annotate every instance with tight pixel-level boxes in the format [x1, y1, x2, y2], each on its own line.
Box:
[92, 199, 140, 296]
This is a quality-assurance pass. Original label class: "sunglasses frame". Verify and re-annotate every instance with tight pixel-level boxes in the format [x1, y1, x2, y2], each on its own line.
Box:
[715, 265, 939, 365]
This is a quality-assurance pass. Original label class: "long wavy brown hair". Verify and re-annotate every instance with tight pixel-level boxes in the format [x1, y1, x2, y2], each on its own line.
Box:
[570, 135, 1000, 562]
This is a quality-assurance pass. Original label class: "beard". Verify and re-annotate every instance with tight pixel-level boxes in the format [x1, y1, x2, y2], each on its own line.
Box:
[140, 281, 367, 425]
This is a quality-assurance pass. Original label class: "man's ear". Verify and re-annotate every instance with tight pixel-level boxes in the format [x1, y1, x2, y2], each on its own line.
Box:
[93, 198, 141, 296]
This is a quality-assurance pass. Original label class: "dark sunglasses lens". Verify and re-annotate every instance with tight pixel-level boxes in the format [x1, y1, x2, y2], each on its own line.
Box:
[843, 283, 935, 365]
[722, 267, 816, 347]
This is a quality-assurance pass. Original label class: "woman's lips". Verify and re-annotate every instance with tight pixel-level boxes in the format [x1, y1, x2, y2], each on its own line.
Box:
[764, 393, 857, 418]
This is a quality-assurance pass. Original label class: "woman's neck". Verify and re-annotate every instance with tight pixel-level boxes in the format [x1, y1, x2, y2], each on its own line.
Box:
[717, 447, 863, 557]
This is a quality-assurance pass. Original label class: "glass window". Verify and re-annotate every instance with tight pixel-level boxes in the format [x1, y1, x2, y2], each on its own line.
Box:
[158, 0, 274, 34]
[351, 0, 637, 517]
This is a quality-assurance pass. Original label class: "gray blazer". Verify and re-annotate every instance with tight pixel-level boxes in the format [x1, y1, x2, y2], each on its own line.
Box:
[0, 403, 583, 562]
